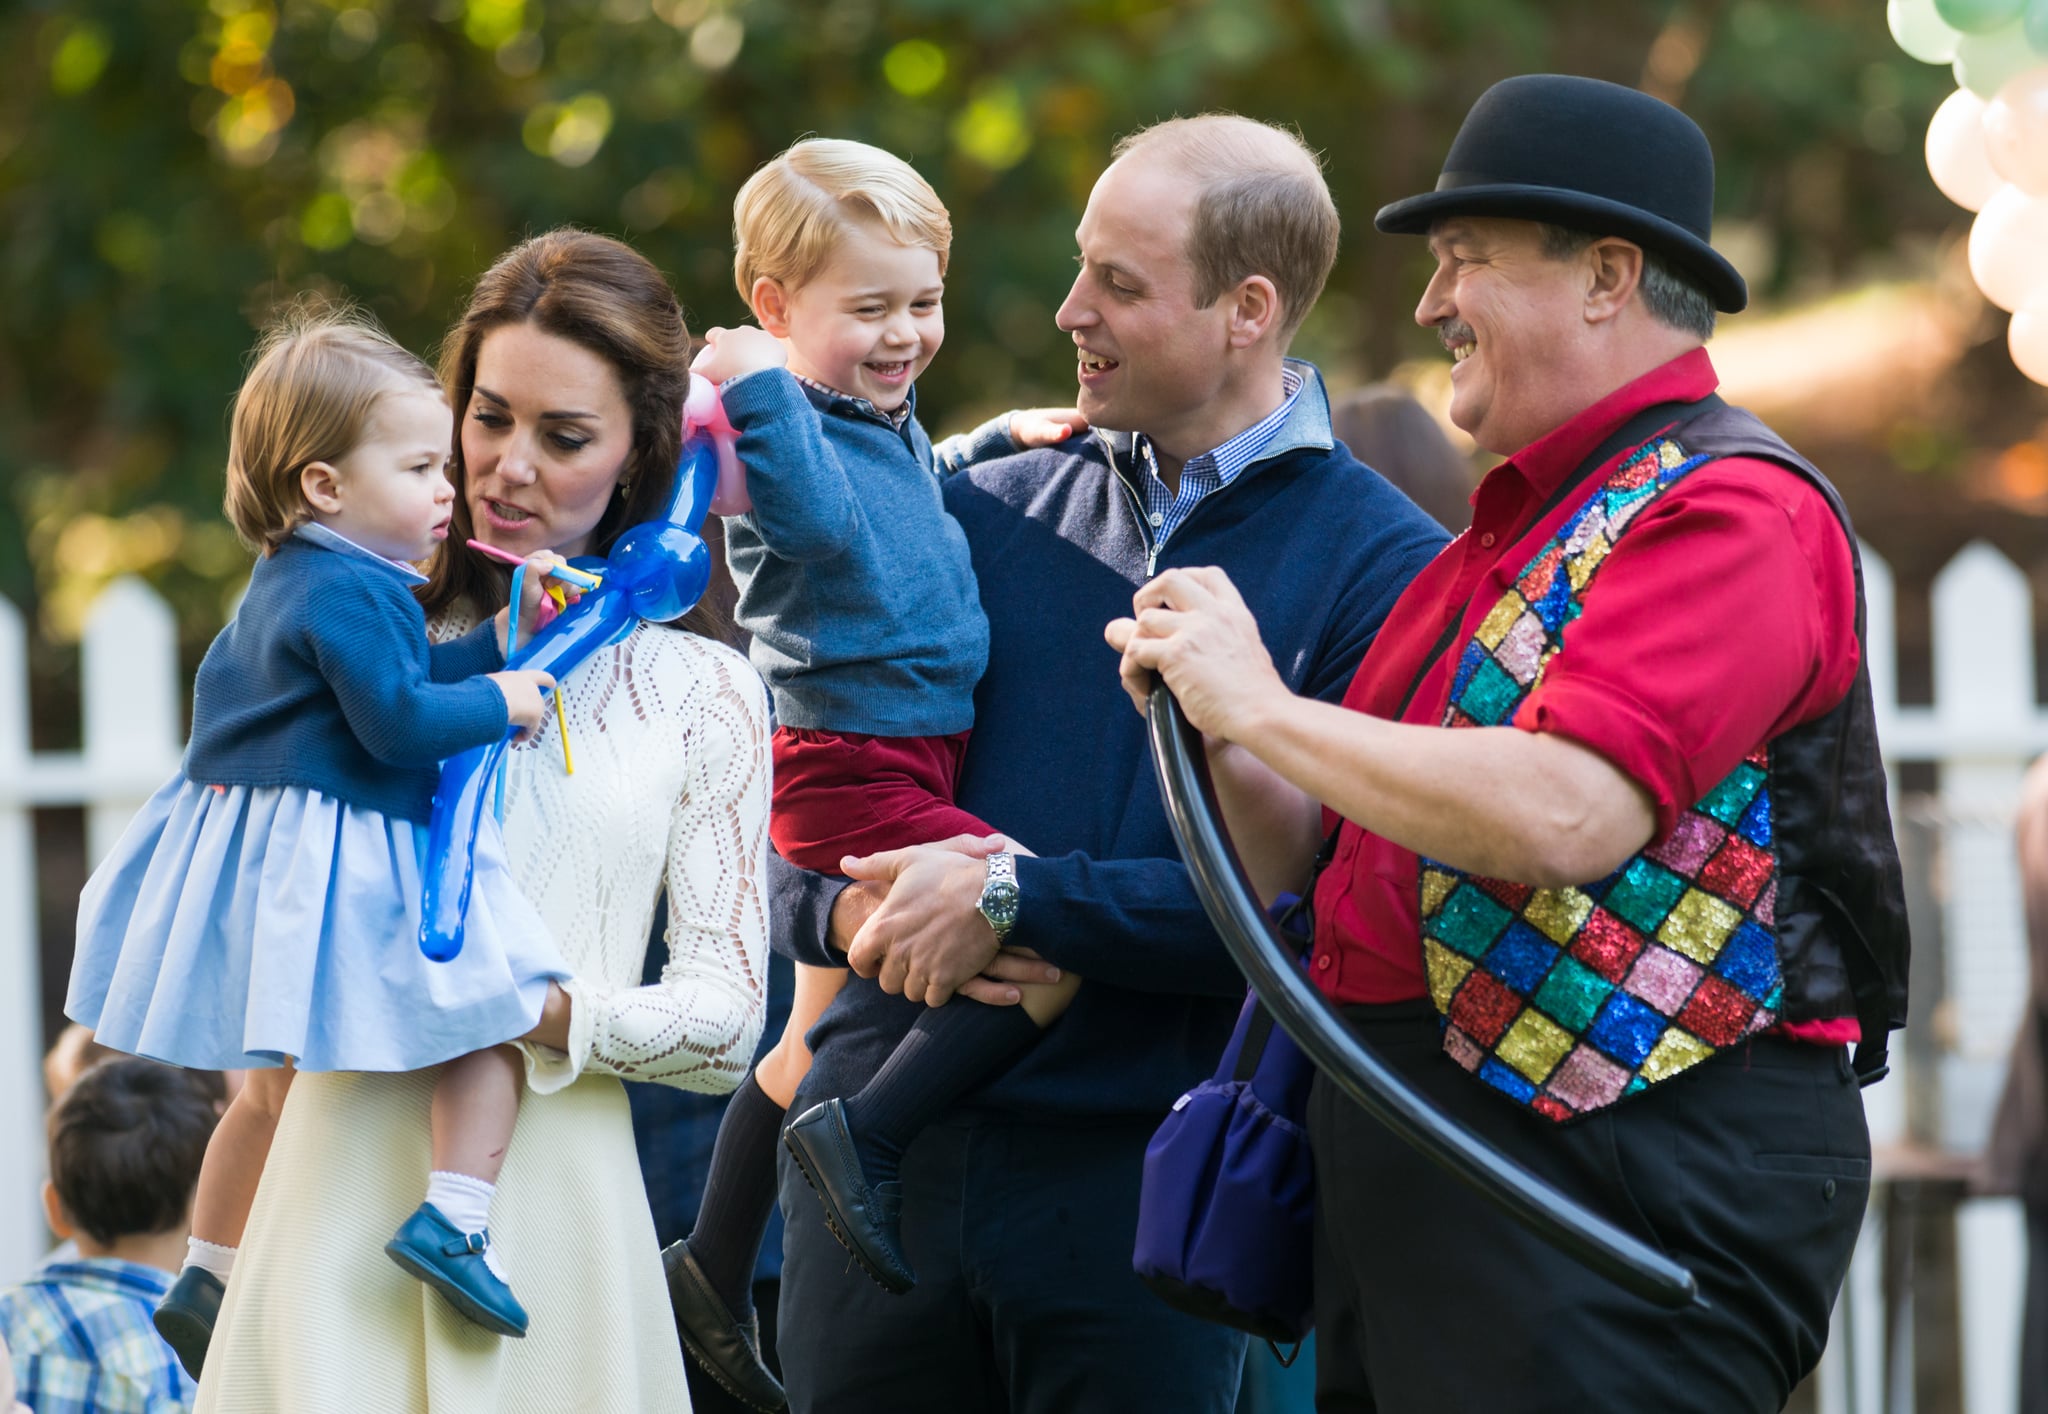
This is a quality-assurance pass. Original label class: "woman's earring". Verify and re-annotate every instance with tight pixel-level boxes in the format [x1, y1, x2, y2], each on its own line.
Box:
[615, 477, 632, 499]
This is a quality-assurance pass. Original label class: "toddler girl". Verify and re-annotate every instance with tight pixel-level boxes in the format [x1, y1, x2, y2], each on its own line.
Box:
[65, 308, 569, 1375]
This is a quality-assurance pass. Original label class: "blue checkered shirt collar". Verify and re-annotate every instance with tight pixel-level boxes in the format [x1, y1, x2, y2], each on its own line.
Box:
[790, 371, 915, 431]
[1125, 361, 1316, 546]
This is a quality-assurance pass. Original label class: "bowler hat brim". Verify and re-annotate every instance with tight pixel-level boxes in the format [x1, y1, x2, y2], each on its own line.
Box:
[1375, 183, 1749, 314]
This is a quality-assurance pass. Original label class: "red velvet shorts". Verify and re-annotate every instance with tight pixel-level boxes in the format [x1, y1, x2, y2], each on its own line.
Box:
[770, 726, 995, 873]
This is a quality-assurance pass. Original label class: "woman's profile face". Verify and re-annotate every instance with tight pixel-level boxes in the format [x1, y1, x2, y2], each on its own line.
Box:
[462, 321, 636, 559]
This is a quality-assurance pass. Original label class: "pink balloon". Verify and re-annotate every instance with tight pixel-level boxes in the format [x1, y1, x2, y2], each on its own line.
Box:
[1985, 66, 2048, 193]
[1927, 87, 2004, 210]
[1969, 185, 2048, 311]
[2011, 300, 2048, 384]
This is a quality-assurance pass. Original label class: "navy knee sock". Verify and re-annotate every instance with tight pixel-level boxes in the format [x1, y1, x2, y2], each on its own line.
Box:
[839, 1000, 1044, 1191]
[684, 1070, 784, 1317]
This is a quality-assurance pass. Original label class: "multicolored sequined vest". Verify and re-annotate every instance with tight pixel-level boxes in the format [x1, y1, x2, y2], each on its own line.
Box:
[1419, 433, 1783, 1122]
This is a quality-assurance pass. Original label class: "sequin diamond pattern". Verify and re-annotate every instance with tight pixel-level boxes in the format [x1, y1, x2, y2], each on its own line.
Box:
[1419, 436, 1783, 1122]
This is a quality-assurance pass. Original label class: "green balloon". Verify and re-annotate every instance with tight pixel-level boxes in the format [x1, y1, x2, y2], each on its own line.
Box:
[1955, 18, 2039, 92]
[1895, 0, 1964, 60]
[1938, 0, 2026, 32]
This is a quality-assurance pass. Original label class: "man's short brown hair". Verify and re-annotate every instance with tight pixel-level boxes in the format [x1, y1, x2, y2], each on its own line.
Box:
[1112, 114, 1340, 341]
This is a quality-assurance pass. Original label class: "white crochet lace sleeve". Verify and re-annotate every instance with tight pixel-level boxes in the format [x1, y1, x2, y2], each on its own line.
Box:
[431, 611, 771, 1097]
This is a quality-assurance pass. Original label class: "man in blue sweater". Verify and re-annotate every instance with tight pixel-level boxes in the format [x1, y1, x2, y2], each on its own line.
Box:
[768, 114, 1448, 1412]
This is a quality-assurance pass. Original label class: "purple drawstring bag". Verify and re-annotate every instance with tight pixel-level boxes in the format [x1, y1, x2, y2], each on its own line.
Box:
[1133, 984, 1317, 1344]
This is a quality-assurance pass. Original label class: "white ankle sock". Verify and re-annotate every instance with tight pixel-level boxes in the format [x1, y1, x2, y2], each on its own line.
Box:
[425, 1171, 506, 1281]
[183, 1237, 236, 1283]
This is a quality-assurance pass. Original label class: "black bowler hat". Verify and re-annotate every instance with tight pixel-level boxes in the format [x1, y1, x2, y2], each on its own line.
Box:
[1375, 74, 1748, 314]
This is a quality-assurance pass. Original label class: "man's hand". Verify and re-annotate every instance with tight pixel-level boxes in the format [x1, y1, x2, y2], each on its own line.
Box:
[956, 947, 1065, 1006]
[691, 325, 787, 384]
[1006, 407, 1089, 449]
[841, 844, 1004, 1006]
[1103, 565, 1292, 743]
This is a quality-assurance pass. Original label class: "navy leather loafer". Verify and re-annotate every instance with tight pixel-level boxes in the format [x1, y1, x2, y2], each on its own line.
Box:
[663, 1240, 786, 1411]
[384, 1201, 529, 1337]
[782, 1098, 914, 1294]
[153, 1265, 225, 1380]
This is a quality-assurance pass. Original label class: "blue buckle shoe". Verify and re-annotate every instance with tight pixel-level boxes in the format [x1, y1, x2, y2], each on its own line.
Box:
[384, 1202, 529, 1337]
[153, 1266, 224, 1380]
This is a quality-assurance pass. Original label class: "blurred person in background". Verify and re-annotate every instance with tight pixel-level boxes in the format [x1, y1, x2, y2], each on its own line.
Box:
[1986, 753, 2048, 1414]
[0, 1057, 219, 1413]
[1327, 385, 1478, 535]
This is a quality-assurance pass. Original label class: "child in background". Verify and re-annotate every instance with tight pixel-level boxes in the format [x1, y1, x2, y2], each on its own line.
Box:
[65, 309, 571, 1376]
[0, 1057, 218, 1413]
[665, 137, 1081, 1410]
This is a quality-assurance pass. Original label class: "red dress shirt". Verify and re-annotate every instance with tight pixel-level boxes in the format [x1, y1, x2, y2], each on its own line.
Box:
[1309, 349, 1860, 1042]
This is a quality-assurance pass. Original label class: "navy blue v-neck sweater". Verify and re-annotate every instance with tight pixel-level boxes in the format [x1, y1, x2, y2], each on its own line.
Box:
[772, 390, 1450, 1122]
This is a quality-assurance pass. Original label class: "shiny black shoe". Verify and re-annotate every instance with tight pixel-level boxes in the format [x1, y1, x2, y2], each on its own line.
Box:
[782, 1098, 914, 1294]
[153, 1266, 225, 1381]
[662, 1240, 786, 1412]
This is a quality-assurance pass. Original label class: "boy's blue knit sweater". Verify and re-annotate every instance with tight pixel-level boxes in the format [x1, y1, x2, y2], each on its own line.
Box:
[719, 369, 988, 737]
[771, 367, 1452, 1121]
[183, 529, 509, 824]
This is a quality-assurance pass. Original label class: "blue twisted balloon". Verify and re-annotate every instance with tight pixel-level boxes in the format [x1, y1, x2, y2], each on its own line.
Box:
[418, 376, 745, 961]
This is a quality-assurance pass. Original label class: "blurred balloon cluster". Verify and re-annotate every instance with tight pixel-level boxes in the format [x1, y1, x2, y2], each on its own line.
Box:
[1892, 0, 2048, 383]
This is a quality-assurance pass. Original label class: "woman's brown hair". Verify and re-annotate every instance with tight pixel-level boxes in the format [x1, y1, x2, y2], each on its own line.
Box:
[421, 229, 732, 644]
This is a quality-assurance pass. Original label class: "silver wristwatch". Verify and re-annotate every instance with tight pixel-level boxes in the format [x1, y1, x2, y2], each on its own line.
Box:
[975, 852, 1020, 940]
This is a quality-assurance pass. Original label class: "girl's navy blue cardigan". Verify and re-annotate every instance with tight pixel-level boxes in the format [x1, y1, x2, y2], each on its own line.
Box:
[772, 371, 1452, 1121]
[183, 532, 510, 824]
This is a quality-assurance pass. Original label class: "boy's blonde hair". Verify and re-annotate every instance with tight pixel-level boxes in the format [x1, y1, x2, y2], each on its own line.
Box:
[224, 303, 441, 555]
[732, 138, 952, 309]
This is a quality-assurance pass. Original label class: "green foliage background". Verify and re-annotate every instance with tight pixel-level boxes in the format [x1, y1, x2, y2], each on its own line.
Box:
[0, 0, 1959, 696]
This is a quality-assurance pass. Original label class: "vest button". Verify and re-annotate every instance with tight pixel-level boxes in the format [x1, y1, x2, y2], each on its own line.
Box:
[1315, 953, 1331, 971]
[1480, 532, 1497, 548]
[1822, 1178, 1837, 1201]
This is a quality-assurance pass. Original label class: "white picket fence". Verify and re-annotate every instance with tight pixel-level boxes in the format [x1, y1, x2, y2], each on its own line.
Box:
[0, 544, 2040, 1405]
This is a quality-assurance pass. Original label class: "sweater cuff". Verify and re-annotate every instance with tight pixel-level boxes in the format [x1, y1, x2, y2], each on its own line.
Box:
[933, 414, 1018, 475]
[716, 366, 809, 427]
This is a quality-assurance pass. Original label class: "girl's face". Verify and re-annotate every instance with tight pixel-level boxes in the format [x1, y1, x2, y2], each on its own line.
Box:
[462, 321, 636, 559]
[304, 386, 456, 562]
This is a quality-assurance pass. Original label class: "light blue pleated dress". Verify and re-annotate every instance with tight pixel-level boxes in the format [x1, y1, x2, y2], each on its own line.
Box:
[67, 526, 569, 1073]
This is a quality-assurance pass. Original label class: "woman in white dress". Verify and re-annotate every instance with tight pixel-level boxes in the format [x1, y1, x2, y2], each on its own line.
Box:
[198, 229, 770, 1413]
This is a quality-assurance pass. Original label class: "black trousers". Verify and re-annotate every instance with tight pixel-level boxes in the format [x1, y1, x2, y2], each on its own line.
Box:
[776, 1114, 1248, 1414]
[1309, 1002, 1869, 1413]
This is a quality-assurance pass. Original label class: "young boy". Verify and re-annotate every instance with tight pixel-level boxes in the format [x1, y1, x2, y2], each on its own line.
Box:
[0, 1057, 219, 1413]
[665, 138, 1080, 1409]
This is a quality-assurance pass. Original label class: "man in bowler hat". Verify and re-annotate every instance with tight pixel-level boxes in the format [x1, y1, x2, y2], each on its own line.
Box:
[1110, 74, 1908, 1410]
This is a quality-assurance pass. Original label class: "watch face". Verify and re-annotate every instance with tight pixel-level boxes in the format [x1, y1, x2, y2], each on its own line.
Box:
[982, 882, 1020, 928]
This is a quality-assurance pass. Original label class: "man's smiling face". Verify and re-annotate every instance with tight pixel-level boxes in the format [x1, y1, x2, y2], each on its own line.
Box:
[1415, 217, 1597, 456]
[1054, 155, 1232, 451]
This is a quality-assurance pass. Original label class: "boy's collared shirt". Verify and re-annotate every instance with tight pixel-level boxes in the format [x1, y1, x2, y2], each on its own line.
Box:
[786, 370, 914, 432]
[0, 1257, 194, 1413]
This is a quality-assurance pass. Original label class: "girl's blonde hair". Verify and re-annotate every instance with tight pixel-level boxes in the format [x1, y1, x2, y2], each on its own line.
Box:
[224, 304, 441, 555]
[732, 138, 951, 309]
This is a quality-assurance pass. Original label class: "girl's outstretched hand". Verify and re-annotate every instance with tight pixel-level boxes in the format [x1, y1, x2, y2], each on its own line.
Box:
[488, 669, 557, 744]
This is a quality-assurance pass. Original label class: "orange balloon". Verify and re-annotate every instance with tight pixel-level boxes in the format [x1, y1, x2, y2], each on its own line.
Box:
[1969, 185, 2048, 311]
[2011, 300, 2048, 385]
[1927, 87, 2003, 209]
[1986, 66, 2048, 193]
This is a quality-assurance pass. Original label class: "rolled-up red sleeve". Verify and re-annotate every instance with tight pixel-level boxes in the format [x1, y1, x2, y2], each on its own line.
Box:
[1511, 457, 1860, 841]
